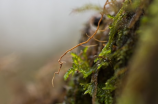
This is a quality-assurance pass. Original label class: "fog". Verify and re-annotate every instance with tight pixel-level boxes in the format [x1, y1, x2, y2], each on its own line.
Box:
[0, 0, 105, 56]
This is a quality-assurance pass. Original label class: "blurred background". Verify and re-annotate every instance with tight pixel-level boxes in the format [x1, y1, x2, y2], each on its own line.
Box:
[0, 0, 106, 104]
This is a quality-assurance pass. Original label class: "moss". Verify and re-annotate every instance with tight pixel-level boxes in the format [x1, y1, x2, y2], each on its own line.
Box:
[117, 0, 158, 104]
[64, 47, 94, 80]
[64, 0, 145, 103]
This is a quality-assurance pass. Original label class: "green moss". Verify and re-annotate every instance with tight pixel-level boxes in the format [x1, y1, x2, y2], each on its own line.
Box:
[107, 14, 115, 19]
[81, 82, 93, 95]
[64, 47, 92, 80]
[64, 0, 143, 103]
[94, 76, 117, 104]
[99, 0, 128, 57]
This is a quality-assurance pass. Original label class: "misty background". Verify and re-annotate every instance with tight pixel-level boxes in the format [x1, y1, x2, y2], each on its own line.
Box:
[0, 0, 105, 104]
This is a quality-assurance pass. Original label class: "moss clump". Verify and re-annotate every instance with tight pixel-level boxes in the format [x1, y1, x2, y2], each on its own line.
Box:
[64, 0, 146, 104]
[64, 47, 94, 80]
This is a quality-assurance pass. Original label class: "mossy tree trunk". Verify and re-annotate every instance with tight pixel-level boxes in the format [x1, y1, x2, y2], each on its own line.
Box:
[64, 0, 158, 104]
[117, 0, 158, 104]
